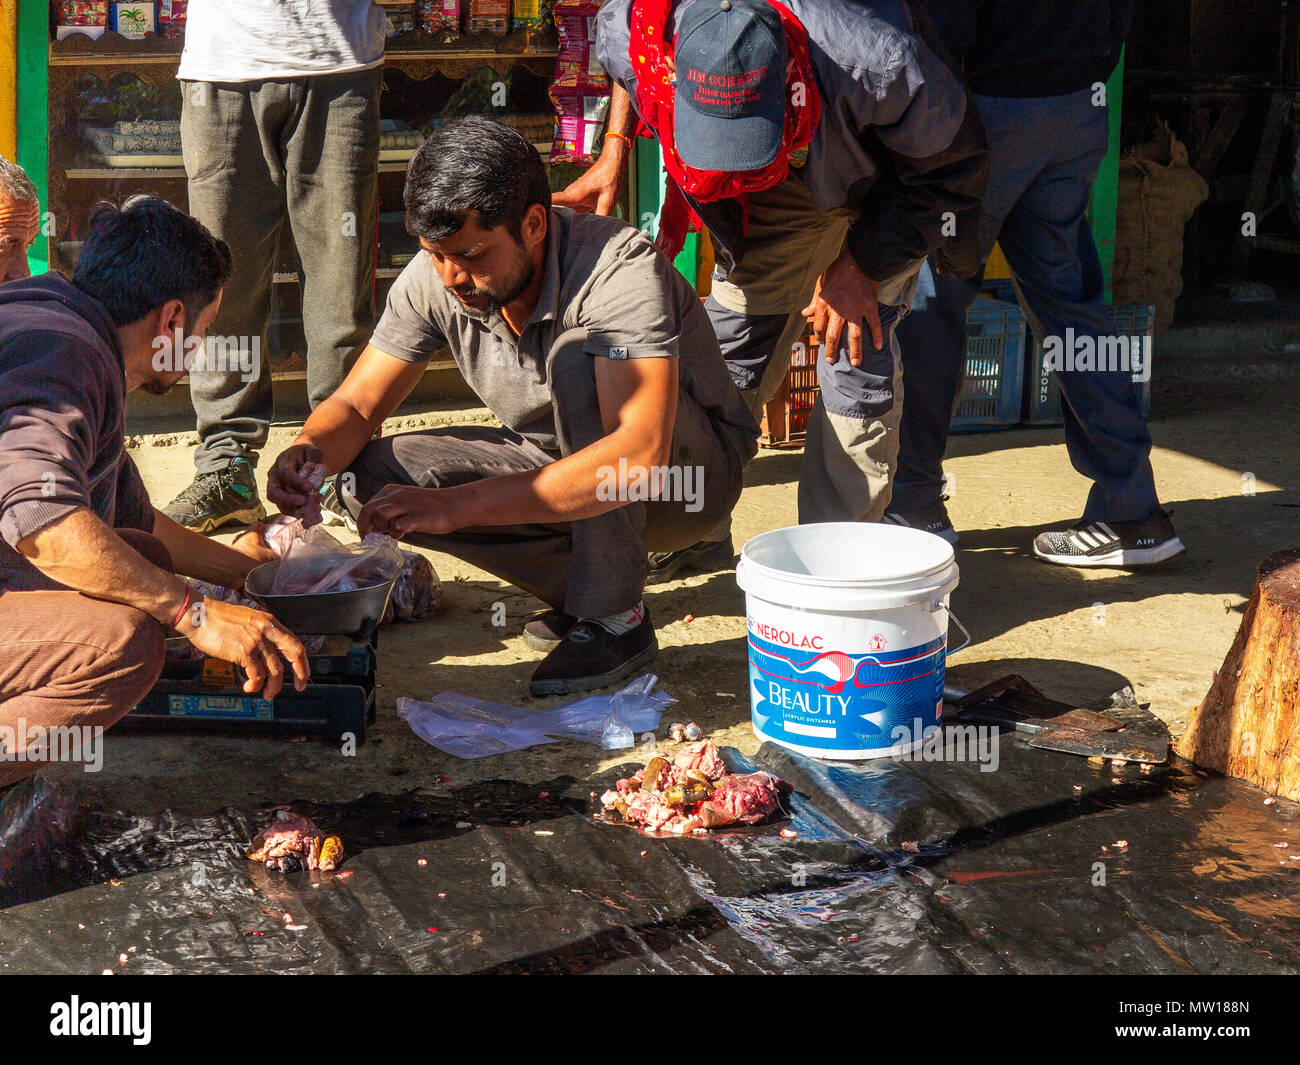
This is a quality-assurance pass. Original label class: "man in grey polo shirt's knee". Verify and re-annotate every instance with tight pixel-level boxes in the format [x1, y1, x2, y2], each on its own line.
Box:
[267, 117, 758, 696]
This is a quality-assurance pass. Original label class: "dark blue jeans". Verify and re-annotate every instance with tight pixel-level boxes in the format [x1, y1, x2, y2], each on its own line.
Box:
[893, 90, 1159, 524]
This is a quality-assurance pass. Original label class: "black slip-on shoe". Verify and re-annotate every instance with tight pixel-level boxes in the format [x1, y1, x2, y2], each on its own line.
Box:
[882, 501, 960, 546]
[646, 537, 735, 584]
[162, 458, 266, 534]
[529, 612, 658, 697]
[522, 609, 578, 651]
[1032, 509, 1186, 567]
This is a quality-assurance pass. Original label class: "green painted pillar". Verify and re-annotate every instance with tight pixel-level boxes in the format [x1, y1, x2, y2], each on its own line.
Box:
[633, 138, 699, 284]
[17, 0, 48, 275]
[1090, 48, 1124, 303]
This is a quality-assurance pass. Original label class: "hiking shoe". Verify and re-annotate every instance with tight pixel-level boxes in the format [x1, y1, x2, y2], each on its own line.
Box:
[162, 458, 265, 534]
[529, 611, 658, 697]
[647, 538, 735, 583]
[882, 502, 960, 546]
[523, 608, 577, 651]
[1032, 509, 1185, 567]
[319, 480, 357, 532]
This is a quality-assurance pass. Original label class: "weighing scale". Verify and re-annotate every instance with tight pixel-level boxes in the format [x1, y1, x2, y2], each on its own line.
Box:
[123, 624, 379, 744]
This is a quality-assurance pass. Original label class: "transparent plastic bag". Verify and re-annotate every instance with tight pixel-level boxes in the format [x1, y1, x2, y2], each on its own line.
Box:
[396, 692, 557, 759]
[396, 674, 674, 758]
[269, 528, 404, 595]
[262, 514, 307, 558]
[532, 674, 671, 748]
[384, 550, 444, 622]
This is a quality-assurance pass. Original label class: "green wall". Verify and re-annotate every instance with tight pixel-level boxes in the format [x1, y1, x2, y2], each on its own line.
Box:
[17, 0, 48, 274]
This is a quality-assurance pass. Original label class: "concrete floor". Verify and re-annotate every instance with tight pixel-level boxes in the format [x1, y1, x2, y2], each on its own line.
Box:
[53, 319, 1300, 814]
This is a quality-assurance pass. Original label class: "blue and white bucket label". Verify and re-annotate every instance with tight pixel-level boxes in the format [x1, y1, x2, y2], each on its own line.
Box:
[747, 618, 946, 757]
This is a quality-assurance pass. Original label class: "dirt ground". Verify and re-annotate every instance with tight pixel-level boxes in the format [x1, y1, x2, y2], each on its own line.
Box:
[51, 322, 1299, 814]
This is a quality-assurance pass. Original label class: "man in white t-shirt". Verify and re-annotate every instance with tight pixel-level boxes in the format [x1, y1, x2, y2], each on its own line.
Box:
[163, 1, 387, 534]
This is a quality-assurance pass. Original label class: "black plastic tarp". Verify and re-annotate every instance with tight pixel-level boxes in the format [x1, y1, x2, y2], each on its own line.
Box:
[2, 728, 1298, 974]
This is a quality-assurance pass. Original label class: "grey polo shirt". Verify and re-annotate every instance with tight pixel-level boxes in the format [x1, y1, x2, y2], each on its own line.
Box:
[370, 206, 758, 459]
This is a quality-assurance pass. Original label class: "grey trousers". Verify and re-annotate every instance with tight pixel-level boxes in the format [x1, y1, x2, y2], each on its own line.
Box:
[181, 67, 381, 474]
[345, 330, 752, 618]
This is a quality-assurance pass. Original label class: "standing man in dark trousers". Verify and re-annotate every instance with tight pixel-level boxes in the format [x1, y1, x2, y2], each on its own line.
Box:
[164, 0, 385, 533]
[887, 0, 1184, 567]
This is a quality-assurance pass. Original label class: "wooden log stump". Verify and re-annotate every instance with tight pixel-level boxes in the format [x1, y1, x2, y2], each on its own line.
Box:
[1178, 548, 1300, 799]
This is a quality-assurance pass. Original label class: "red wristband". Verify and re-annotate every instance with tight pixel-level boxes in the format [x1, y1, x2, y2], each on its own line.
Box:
[170, 586, 193, 630]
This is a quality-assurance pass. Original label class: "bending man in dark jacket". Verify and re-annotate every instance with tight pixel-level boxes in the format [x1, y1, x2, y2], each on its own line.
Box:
[887, 0, 1183, 567]
[0, 197, 309, 790]
[558, 0, 987, 577]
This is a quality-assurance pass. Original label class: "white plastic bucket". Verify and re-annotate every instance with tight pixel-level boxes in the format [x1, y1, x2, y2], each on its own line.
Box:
[735, 523, 961, 760]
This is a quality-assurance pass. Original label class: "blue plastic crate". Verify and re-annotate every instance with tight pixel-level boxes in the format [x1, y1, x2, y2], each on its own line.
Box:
[950, 296, 1026, 432]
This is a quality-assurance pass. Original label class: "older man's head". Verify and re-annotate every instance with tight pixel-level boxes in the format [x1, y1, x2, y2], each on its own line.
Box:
[0, 156, 40, 283]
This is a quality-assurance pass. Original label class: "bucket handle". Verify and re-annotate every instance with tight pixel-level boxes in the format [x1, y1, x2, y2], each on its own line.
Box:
[946, 609, 971, 657]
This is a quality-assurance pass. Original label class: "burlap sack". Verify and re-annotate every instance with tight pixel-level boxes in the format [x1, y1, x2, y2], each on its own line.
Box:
[1114, 119, 1209, 335]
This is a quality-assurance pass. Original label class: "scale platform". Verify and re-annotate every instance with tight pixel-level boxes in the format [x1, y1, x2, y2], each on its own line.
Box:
[124, 628, 378, 744]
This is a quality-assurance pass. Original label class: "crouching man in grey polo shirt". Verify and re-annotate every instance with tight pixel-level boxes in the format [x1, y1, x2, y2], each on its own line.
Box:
[267, 116, 758, 696]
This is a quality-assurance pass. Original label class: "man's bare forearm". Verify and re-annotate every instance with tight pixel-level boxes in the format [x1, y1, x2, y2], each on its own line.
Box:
[150, 508, 261, 588]
[448, 423, 669, 528]
[18, 508, 189, 623]
[296, 394, 383, 475]
[596, 84, 635, 174]
[607, 82, 635, 139]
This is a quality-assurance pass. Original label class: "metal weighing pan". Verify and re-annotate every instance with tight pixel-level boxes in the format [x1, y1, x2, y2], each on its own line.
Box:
[244, 561, 397, 636]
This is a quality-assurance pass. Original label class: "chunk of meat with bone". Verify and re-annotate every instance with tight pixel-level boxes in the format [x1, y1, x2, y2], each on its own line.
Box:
[696, 773, 782, 827]
[246, 812, 344, 872]
[600, 741, 787, 833]
[673, 741, 726, 779]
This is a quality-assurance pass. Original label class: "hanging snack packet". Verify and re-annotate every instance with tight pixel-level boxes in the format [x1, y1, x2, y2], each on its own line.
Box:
[512, 0, 551, 30]
[418, 0, 461, 33]
[465, 0, 509, 33]
[552, 0, 607, 83]
[549, 0, 610, 164]
[549, 76, 610, 164]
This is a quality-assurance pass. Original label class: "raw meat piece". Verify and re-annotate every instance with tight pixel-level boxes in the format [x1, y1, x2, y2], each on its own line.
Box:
[297, 462, 330, 529]
[673, 741, 726, 780]
[697, 774, 782, 827]
[601, 741, 788, 833]
[246, 812, 344, 872]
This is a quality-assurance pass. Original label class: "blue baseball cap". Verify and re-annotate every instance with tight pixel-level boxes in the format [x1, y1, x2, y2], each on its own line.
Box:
[673, 0, 788, 173]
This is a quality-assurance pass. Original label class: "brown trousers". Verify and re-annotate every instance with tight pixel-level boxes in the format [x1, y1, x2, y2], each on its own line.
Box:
[0, 530, 170, 788]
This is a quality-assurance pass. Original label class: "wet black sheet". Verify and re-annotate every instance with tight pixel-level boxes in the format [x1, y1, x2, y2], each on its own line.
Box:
[2, 731, 1298, 974]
